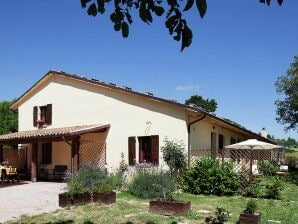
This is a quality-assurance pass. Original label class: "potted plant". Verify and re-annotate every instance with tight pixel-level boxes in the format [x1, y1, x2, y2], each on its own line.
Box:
[59, 171, 90, 207]
[149, 191, 191, 216]
[239, 199, 261, 224]
[59, 166, 117, 207]
[128, 169, 190, 216]
[92, 183, 116, 204]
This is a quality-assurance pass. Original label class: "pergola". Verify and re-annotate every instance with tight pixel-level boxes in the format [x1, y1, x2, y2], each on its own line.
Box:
[0, 124, 110, 182]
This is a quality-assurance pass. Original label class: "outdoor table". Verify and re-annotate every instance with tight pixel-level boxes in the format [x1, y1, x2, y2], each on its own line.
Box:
[0, 167, 17, 183]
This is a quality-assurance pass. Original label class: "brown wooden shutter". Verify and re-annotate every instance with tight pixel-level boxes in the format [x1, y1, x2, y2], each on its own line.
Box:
[128, 137, 136, 165]
[33, 106, 38, 127]
[151, 135, 159, 165]
[46, 104, 52, 125]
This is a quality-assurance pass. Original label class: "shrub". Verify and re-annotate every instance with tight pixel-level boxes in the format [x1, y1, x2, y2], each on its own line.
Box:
[65, 166, 114, 196]
[244, 199, 257, 214]
[65, 172, 85, 197]
[77, 166, 108, 193]
[98, 183, 113, 193]
[108, 169, 126, 191]
[181, 157, 240, 196]
[265, 177, 284, 199]
[285, 155, 298, 170]
[259, 160, 279, 176]
[245, 183, 262, 198]
[161, 138, 187, 177]
[205, 207, 229, 224]
[128, 169, 176, 199]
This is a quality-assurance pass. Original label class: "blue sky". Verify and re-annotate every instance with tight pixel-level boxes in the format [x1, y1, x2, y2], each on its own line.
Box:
[0, 0, 297, 139]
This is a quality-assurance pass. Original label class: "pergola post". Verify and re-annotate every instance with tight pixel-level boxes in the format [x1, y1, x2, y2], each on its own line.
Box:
[0, 145, 3, 162]
[31, 143, 38, 182]
[249, 148, 253, 185]
[71, 137, 80, 173]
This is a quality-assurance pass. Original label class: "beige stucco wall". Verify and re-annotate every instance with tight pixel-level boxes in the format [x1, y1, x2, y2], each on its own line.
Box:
[23, 142, 71, 171]
[18, 76, 189, 168]
[3, 148, 26, 169]
[190, 120, 247, 150]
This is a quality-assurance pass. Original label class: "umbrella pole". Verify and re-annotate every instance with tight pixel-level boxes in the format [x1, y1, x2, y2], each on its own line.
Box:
[249, 147, 253, 185]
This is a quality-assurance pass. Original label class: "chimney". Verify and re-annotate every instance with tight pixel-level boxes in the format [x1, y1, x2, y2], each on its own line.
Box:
[260, 127, 268, 138]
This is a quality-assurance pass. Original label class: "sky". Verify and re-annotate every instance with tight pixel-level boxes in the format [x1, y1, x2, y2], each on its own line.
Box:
[0, 0, 297, 140]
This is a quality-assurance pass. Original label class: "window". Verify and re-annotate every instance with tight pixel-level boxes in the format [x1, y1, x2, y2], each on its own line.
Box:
[128, 135, 159, 165]
[40, 106, 47, 122]
[33, 104, 52, 126]
[218, 134, 224, 149]
[42, 142, 52, 164]
[230, 137, 236, 144]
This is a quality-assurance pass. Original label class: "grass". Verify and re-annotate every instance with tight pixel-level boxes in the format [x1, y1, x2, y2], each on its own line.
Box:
[6, 175, 298, 224]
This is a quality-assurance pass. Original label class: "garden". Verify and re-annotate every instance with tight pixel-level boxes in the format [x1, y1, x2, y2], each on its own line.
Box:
[6, 140, 298, 224]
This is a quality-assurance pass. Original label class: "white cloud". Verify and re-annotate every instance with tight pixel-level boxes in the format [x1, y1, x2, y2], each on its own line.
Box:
[175, 84, 200, 92]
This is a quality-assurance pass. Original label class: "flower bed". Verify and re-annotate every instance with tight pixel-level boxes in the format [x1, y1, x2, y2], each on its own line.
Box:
[149, 199, 191, 216]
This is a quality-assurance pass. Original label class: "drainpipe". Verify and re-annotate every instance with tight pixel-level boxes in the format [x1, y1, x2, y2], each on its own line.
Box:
[187, 114, 206, 168]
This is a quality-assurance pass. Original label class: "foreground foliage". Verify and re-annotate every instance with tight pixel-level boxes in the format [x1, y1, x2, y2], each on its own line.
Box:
[80, 0, 284, 51]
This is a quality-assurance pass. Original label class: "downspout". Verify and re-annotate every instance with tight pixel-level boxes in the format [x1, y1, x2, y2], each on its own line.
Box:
[187, 114, 206, 168]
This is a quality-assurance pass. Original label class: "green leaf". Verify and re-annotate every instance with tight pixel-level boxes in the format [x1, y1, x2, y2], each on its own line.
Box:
[114, 23, 121, 31]
[183, 0, 194, 12]
[195, 0, 207, 18]
[121, 22, 129, 38]
[97, 0, 105, 14]
[181, 23, 193, 51]
[125, 12, 133, 24]
[277, 0, 283, 6]
[87, 3, 98, 17]
[81, 0, 92, 8]
[153, 6, 165, 16]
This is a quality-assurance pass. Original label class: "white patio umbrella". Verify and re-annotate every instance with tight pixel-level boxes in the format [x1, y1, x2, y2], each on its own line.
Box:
[224, 139, 282, 150]
[224, 139, 282, 184]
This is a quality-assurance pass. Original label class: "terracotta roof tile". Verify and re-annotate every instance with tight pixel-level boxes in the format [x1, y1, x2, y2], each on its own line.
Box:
[0, 124, 109, 143]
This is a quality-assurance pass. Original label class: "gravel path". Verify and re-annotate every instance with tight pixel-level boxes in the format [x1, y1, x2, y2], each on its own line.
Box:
[0, 182, 67, 223]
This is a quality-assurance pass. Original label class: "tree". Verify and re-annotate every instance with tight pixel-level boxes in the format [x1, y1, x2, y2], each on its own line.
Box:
[80, 0, 284, 51]
[161, 138, 187, 177]
[0, 101, 18, 135]
[275, 56, 298, 132]
[185, 95, 217, 113]
[276, 137, 298, 149]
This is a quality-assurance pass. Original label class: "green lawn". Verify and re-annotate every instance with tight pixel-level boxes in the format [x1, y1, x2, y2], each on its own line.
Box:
[7, 176, 298, 224]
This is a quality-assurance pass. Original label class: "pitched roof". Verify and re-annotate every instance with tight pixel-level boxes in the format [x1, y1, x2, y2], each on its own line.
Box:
[0, 124, 110, 144]
[10, 70, 275, 144]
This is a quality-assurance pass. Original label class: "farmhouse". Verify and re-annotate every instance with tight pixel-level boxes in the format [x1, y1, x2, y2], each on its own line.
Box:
[0, 71, 273, 181]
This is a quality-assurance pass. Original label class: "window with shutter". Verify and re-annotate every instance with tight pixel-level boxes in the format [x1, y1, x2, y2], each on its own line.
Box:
[42, 142, 52, 164]
[137, 135, 159, 164]
[46, 104, 52, 125]
[151, 135, 159, 165]
[128, 137, 136, 165]
[33, 106, 38, 127]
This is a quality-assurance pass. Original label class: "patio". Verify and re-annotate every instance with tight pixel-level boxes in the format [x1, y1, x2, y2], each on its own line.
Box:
[0, 181, 66, 223]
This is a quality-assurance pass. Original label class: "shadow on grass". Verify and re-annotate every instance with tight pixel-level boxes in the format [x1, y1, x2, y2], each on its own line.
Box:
[287, 170, 298, 185]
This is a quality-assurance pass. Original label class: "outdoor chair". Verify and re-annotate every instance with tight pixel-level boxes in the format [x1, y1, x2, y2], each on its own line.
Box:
[53, 165, 68, 181]
[7, 167, 18, 183]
